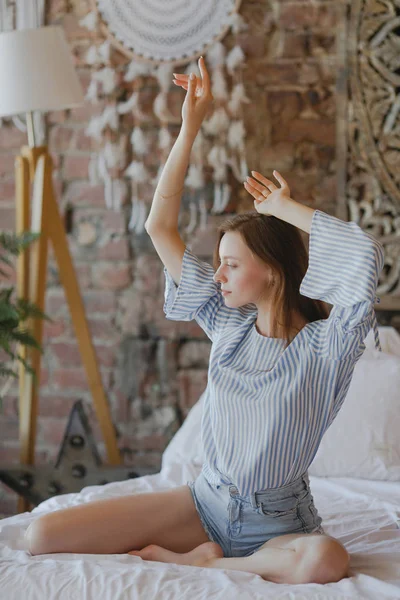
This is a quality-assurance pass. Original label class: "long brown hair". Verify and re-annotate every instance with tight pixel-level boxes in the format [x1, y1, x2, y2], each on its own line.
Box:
[213, 211, 330, 349]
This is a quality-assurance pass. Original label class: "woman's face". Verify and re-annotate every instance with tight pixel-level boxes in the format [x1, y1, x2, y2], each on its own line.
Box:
[213, 231, 273, 308]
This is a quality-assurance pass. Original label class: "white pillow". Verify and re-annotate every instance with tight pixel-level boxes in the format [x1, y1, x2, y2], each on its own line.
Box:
[308, 348, 400, 481]
[162, 327, 400, 480]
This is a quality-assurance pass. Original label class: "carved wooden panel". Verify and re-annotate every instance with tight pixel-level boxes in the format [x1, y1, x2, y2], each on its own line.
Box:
[338, 0, 400, 305]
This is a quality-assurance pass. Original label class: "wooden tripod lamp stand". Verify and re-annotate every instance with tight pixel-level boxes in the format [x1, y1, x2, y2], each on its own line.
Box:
[0, 26, 121, 513]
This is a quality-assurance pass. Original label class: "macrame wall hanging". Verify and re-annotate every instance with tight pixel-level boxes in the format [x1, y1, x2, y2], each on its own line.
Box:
[80, 0, 249, 237]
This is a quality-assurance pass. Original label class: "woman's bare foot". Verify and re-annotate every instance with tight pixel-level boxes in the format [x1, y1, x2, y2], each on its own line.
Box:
[128, 541, 224, 568]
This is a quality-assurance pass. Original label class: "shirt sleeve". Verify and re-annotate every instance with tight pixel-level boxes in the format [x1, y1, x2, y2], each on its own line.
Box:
[299, 209, 385, 360]
[163, 246, 252, 342]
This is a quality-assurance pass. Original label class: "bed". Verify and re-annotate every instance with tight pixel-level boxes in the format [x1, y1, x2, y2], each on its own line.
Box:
[0, 325, 399, 600]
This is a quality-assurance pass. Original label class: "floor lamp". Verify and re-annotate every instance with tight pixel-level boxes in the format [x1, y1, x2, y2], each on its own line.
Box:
[0, 26, 121, 513]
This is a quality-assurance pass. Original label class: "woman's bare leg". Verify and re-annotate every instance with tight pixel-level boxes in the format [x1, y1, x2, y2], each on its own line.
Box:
[132, 533, 350, 584]
[25, 485, 210, 556]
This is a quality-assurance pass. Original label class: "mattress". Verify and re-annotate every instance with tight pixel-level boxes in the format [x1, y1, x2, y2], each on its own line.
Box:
[0, 461, 399, 600]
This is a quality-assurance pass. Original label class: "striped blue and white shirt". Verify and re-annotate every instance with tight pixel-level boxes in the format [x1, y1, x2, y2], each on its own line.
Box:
[163, 209, 385, 496]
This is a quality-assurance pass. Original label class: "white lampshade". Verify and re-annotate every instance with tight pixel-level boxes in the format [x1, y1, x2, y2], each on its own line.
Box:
[0, 25, 84, 118]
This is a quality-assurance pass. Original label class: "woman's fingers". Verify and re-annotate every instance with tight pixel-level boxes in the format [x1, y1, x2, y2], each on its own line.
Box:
[251, 171, 278, 192]
[245, 176, 270, 197]
[244, 180, 265, 201]
[198, 56, 211, 94]
[272, 170, 288, 188]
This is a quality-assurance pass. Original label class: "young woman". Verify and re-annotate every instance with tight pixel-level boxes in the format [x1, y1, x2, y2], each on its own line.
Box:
[26, 57, 384, 585]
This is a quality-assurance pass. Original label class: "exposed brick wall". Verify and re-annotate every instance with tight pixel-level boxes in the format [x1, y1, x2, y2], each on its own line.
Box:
[0, 0, 339, 517]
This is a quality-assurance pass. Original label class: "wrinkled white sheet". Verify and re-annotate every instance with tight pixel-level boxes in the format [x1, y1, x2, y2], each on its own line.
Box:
[0, 461, 399, 600]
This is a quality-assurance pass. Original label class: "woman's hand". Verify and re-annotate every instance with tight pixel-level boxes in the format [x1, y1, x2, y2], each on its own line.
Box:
[173, 56, 213, 140]
[244, 170, 292, 216]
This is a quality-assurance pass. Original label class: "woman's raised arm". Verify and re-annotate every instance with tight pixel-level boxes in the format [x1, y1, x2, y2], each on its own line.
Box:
[145, 56, 213, 233]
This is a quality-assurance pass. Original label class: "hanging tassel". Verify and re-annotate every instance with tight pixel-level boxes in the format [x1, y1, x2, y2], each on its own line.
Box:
[111, 178, 128, 212]
[220, 183, 231, 211]
[93, 67, 117, 94]
[211, 68, 229, 101]
[198, 196, 208, 231]
[124, 60, 151, 82]
[240, 155, 248, 180]
[185, 164, 204, 189]
[86, 45, 100, 66]
[207, 42, 226, 69]
[159, 127, 172, 150]
[85, 79, 99, 104]
[211, 182, 223, 214]
[228, 120, 246, 151]
[98, 40, 111, 63]
[104, 175, 114, 210]
[228, 13, 249, 35]
[88, 153, 100, 185]
[154, 63, 173, 91]
[228, 83, 250, 116]
[102, 139, 126, 169]
[153, 92, 175, 122]
[124, 160, 149, 182]
[226, 46, 246, 76]
[85, 115, 105, 142]
[203, 108, 230, 136]
[185, 201, 198, 235]
[79, 11, 97, 31]
[130, 126, 149, 156]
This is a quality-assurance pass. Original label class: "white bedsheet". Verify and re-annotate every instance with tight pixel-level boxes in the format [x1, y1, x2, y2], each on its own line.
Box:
[0, 462, 399, 600]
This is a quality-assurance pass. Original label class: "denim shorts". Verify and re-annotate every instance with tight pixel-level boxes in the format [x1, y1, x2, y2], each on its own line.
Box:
[187, 471, 325, 558]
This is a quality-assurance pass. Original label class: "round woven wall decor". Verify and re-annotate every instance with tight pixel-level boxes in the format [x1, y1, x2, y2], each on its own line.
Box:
[91, 0, 242, 65]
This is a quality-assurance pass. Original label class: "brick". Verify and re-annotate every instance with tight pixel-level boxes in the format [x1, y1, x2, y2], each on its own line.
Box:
[64, 181, 105, 208]
[52, 367, 89, 390]
[51, 341, 81, 366]
[39, 394, 77, 418]
[0, 154, 17, 178]
[92, 263, 131, 290]
[83, 290, 117, 313]
[63, 156, 91, 179]
[0, 127, 27, 150]
[0, 207, 15, 230]
[88, 317, 119, 340]
[97, 238, 130, 261]
[48, 126, 74, 153]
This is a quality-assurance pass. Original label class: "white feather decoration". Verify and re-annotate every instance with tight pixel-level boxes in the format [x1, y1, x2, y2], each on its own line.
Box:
[128, 198, 147, 233]
[211, 182, 222, 213]
[85, 79, 99, 104]
[228, 120, 245, 150]
[159, 127, 172, 150]
[155, 63, 173, 91]
[207, 42, 226, 68]
[226, 45, 246, 76]
[228, 12, 249, 35]
[117, 92, 147, 121]
[198, 196, 208, 230]
[104, 175, 114, 210]
[97, 153, 109, 181]
[203, 108, 230, 136]
[124, 60, 152, 82]
[240, 155, 249, 180]
[211, 68, 229, 101]
[79, 11, 97, 32]
[102, 139, 126, 169]
[185, 201, 198, 235]
[153, 92, 175, 122]
[184, 61, 200, 76]
[208, 145, 228, 181]
[88, 153, 100, 185]
[220, 183, 231, 211]
[185, 164, 204, 189]
[124, 160, 149, 183]
[86, 45, 100, 65]
[85, 115, 105, 142]
[103, 105, 119, 130]
[93, 67, 117, 94]
[228, 83, 250, 116]
[98, 40, 111, 63]
[111, 178, 128, 211]
[131, 126, 149, 156]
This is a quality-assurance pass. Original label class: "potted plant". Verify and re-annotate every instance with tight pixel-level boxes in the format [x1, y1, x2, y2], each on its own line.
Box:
[0, 231, 49, 403]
